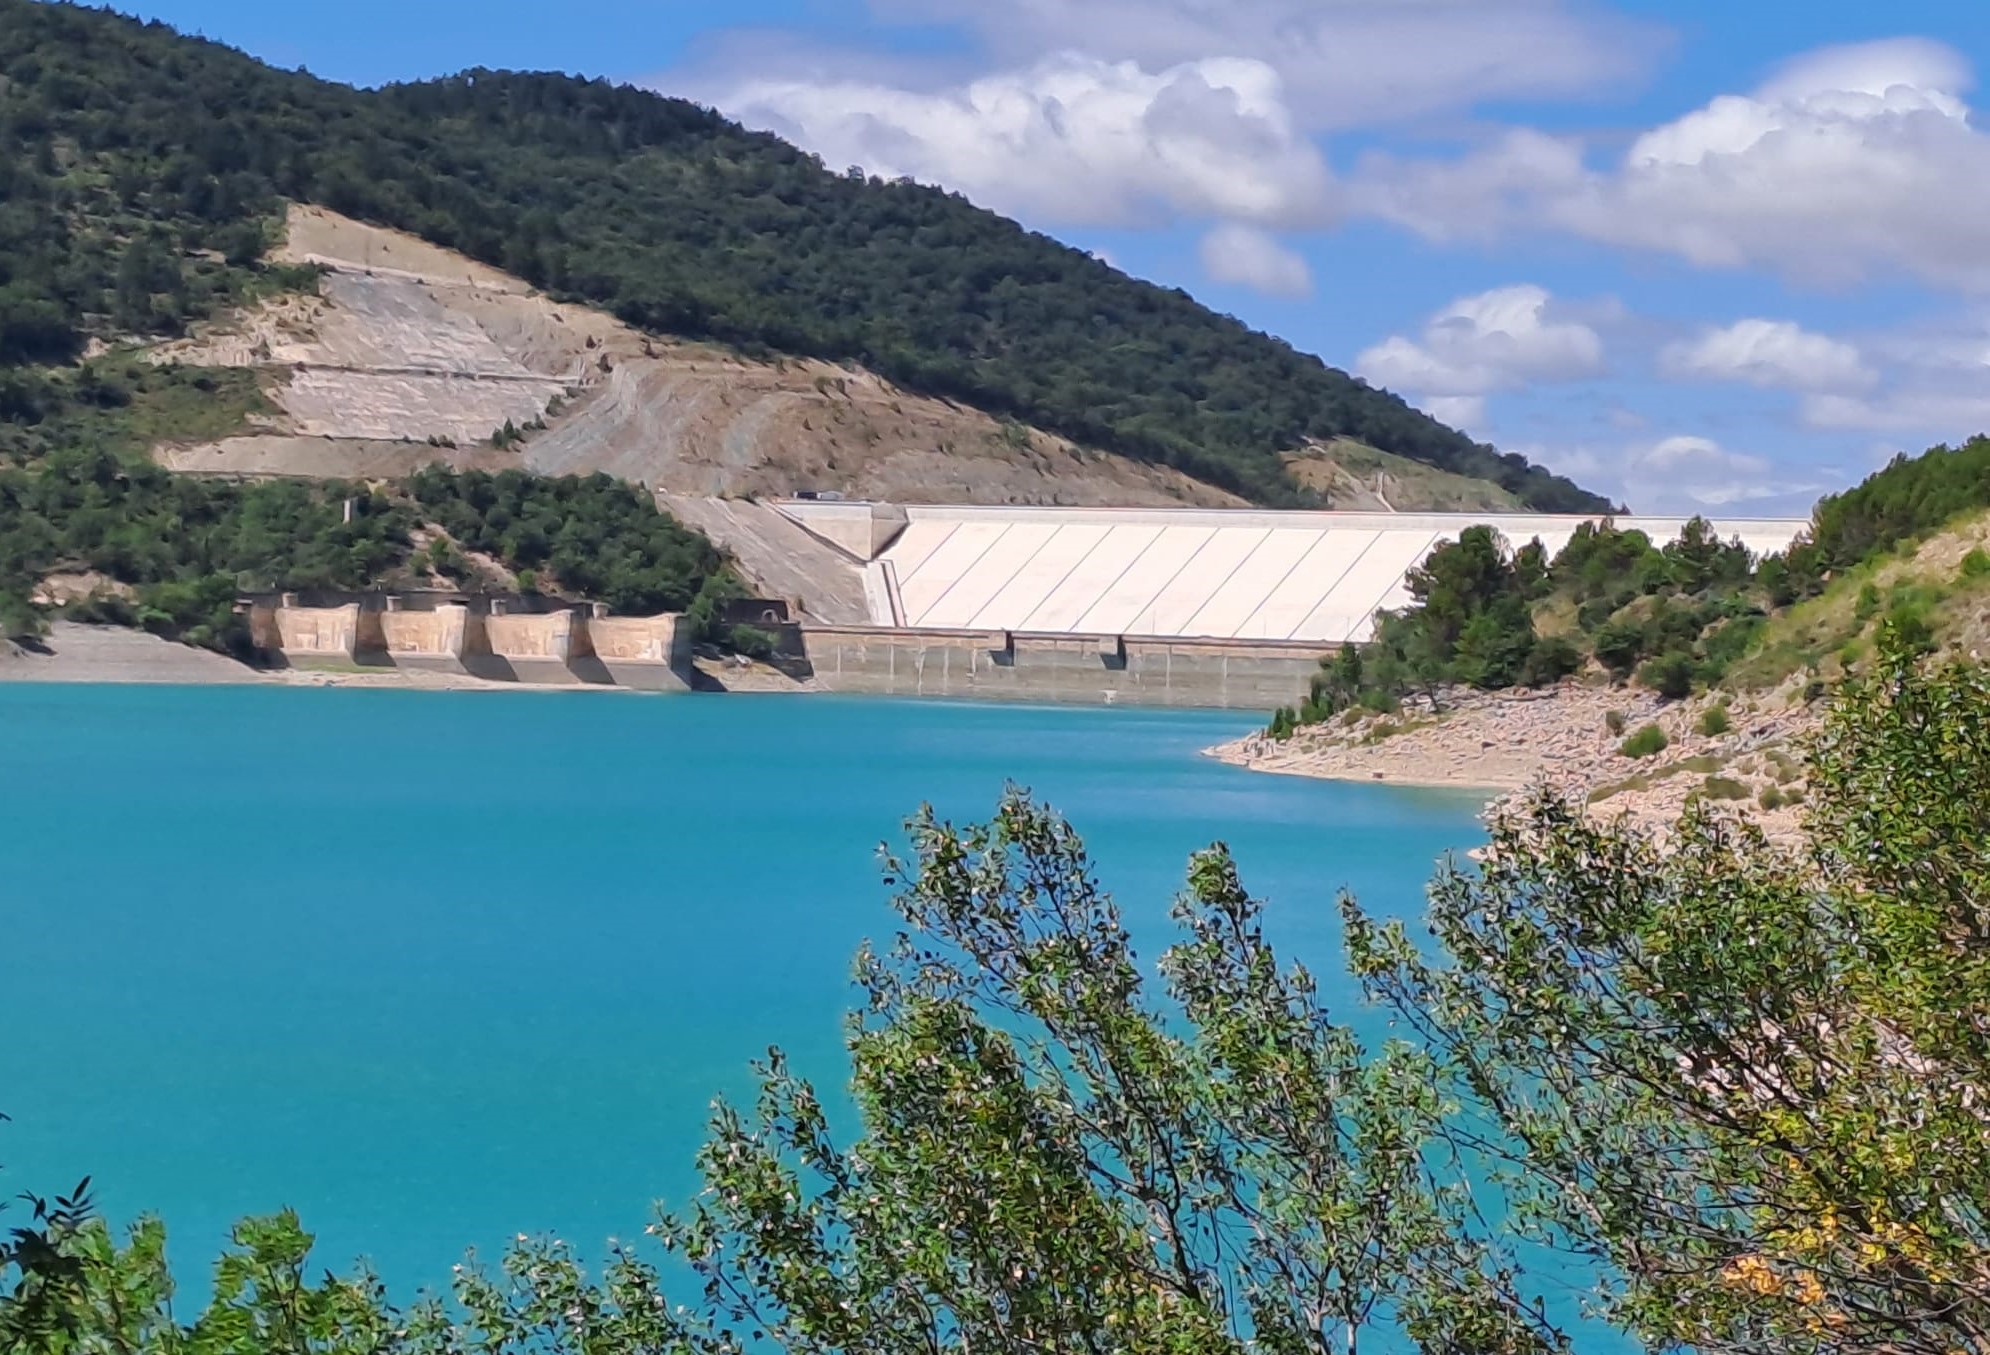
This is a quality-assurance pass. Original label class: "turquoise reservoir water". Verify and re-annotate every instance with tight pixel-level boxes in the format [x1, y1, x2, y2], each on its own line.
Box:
[0, 684, 1488, 1297]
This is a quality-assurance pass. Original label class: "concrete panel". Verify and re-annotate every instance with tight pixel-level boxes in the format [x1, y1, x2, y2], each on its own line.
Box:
[1101, 528, 1263, 636]
[773, 500, 908, 560]
[378, 604, 469, 671]
[877, 520, 959, 588]
[1323, 531, 1441, 635]
[260, 604, 360, 659]
[1292, 535, 1401, 643]
[1073, 526, 1226, 635]
[919, 522, 1060, 629]
[1183, 528, 1321, 639]
[862, 561, 900, 626]
[1236, 532, 1379, 640]
[1018, 524, 1165, 632]
[474, 611, 599, 684]
[965, 524, 1115, 633]
[588, 615, 693, 691]
[897, 521, 1012, 620]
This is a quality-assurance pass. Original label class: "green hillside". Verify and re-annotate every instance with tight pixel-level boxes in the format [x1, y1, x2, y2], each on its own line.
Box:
[1266, 433, 1990, 733]
[0, 0, 1608, 511]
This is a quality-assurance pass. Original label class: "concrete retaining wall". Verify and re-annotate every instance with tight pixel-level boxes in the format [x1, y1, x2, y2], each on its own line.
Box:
[580, 615, 694, 691]
[374, 603, 471, 673]
[246, 594, 690, 690]
[249, 599, 360, 660]
[799, 625, 1322, 710]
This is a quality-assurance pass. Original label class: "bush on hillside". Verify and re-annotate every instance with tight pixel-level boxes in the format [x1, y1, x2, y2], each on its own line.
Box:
[1620, 723, 1669, 759]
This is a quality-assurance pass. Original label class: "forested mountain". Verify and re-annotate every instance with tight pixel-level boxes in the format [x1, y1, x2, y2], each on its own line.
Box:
[0, 0, 1610, 510]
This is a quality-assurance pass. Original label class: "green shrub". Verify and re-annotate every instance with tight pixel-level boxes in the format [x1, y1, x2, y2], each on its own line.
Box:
[1592, 617, 1647, 678]
[1620, 723, 1670, 759]
[1698, 775, 1749, 802]
[1358, 688, 1401, 715]
[1518, 634, 1582, 687]
[1961, 547, 1990, 579]
[726, 623, 779, 661]
[1882, 603, 1937, 657]
[1638, 649, 1697, 700]
[1854, 581, 1883, 623]
[1604, 709, 1628, 736]
[1758, 785, 1787, 811]
[1696, 704, 1730, 737]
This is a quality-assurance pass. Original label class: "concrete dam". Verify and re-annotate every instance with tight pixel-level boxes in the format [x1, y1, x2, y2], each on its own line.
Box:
[707, 500, 1812, 709]
[246, 593, 694, 690]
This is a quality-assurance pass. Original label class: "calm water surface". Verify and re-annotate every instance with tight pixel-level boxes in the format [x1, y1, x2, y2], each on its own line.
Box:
[0, 684, 1488, 1294]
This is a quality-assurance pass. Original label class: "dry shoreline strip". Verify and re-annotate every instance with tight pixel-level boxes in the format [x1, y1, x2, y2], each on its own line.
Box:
[1205, 680, 1816, 845]
[0, 623, 611, 693]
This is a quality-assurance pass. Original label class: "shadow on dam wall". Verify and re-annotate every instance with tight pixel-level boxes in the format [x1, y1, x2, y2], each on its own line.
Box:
[242, 591, 694, 691]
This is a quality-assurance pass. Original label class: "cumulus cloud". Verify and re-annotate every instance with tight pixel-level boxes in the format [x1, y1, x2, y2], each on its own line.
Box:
[1198, 224, 1313, 297]
[679, 0, 1656, 231]
[1662, 319, 1876, 392]
[1356, 286, 1606, 421]
[1524, 435, 1821, 515]
[1354, 38, 1990, 290]
[862, 0, 1656, 130]
[718, 53, 1334, 228]
[1804, 389, 1990, 436]
[1626, 436, 1779, 508]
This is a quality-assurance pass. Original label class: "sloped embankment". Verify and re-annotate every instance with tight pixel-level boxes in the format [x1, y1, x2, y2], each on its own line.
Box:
[155, 206, 1245, 508]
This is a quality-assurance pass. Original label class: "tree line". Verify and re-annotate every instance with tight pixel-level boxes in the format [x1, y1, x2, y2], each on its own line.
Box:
[0, 0, 1610, 511]
[0, 454, 734, 653]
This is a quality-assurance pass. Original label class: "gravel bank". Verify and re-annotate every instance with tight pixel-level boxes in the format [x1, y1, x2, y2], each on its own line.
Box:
[1208, 680, 1816, 845]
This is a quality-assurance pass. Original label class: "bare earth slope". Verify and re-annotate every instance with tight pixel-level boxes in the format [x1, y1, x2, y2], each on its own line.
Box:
[155, 206, 1245, 507]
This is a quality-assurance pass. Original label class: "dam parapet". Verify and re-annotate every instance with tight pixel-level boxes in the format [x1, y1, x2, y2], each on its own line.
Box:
[243, 591, 692, 690]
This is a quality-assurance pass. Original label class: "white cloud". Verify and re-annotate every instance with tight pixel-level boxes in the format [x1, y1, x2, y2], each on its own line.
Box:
[862, 0, 1657, 131]
[1662, 319, 1876, 392]
[715, 53, 1335, 228]
[1803, 390, 1990, 437]
[1520, 435, 1823, 515]
[1627, 436, 1779, 508]
[1424, 395, 1489, 433]
[1353, 38, 1990, 290]
[1198, 224, 1312, 297]
[1356, 286, 1606, 412]
[681, 0, 1656, 233]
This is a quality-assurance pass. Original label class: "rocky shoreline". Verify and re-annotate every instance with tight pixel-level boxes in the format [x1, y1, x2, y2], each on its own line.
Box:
[1207, 679, 1816, 845]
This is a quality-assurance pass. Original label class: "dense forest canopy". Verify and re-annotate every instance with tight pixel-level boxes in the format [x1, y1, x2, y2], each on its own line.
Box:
[0, 453, 733, 651]
[0, 0, 1610, 510]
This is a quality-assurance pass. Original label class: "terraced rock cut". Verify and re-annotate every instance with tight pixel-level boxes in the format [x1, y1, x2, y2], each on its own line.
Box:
[155, 206, 1246, 508]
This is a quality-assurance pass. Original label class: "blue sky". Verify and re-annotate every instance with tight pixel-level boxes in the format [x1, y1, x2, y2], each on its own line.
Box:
[115, 0, 1990, 514]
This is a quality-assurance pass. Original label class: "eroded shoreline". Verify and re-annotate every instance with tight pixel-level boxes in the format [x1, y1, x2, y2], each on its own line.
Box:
[1205, 680, 1816, 845]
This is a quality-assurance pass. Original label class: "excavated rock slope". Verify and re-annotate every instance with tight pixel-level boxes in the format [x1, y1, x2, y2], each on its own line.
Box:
[155, 205, 1243, 507]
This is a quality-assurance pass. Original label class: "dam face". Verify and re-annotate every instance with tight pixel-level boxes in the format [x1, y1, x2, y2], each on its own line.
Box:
[245, 593, 693, 690]
[756, 500, 1812, 709]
